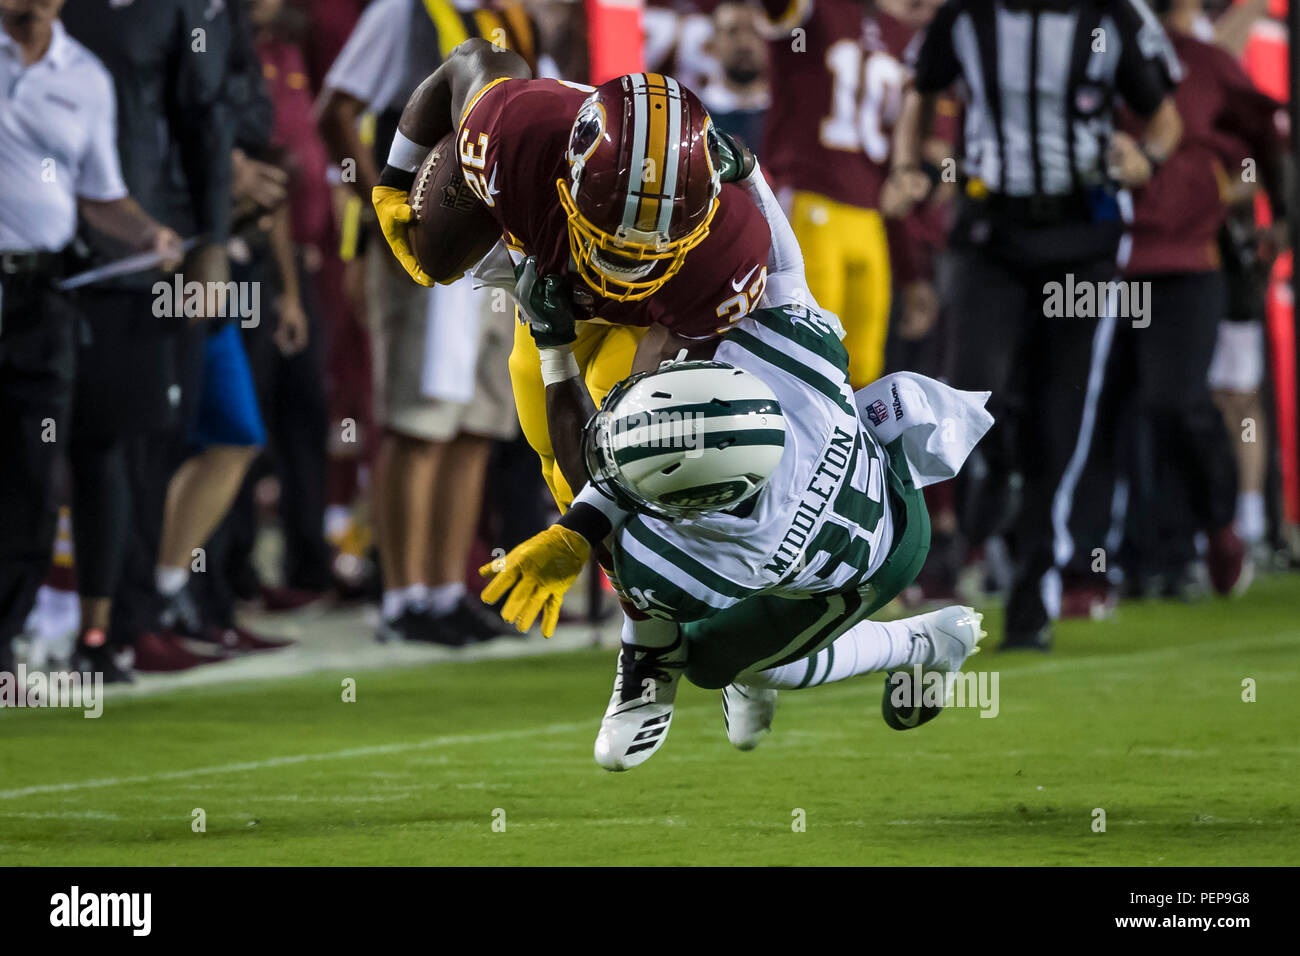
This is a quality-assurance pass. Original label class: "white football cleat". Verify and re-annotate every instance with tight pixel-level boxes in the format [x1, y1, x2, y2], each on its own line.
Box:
[722, 683, 777, 751]
[881, 605, 986, 731]
[926, 605, 985, 674]
[593, 634, 687, 771]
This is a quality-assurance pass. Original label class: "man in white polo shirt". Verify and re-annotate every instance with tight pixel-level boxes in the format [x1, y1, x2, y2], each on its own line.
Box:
[316, 0, 524, 647]
[0, 0, 181, 673]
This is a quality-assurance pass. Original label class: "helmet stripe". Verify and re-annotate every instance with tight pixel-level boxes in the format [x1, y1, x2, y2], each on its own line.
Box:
[622, 73, 680, 237]
[612, 429, 788, 466]
[609, 413, 785, 456]
[658, 75, 683, 235]
[638, 74, 671, 234]
[623, 74, 648, 234]
[606, 399, 779, 436]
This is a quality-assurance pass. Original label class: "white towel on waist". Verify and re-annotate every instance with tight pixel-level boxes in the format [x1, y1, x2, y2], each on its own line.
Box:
[854, 372, 994, 488]
[420, 274, 482, 404]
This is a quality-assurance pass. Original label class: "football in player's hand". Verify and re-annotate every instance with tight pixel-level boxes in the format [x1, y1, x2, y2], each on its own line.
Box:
[406, 131, 501, 283]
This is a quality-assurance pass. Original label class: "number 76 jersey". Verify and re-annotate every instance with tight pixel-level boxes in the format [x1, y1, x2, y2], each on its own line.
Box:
[760, 0, 920, 210]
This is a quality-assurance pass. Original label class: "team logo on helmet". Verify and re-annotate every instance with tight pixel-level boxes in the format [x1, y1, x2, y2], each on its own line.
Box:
[567, 97, 606, 177]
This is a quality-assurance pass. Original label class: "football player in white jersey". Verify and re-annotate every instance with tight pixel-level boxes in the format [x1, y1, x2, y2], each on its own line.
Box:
[481, 168, 994, 771]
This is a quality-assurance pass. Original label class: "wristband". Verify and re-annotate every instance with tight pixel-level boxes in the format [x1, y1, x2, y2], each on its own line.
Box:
[378, 164, 416, 192]
[540, 346, 580, 387]
[557, 500, 614, 547]
[572, 482, 632, 533]
[387, 130, 430, 173]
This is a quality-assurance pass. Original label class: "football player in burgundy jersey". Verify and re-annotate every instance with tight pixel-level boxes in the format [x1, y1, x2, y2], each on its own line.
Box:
[372, 39, 776, 506]
[760, 0, 939, 388]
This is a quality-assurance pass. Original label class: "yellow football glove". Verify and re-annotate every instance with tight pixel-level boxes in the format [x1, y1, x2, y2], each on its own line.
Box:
[479, 525, 591, 638]
[371, 185, 435, 287]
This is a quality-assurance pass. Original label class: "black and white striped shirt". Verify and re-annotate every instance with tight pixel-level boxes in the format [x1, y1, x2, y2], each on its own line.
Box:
[912, 0, 1180, 197]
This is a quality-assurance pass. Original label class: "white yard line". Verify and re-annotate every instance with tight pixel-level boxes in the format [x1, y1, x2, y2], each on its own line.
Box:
[0, 721, 591, 800]
[4, 631, 1294, 803]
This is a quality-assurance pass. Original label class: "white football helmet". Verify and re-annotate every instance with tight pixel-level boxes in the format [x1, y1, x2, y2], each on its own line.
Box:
[582, 360, 786, 519]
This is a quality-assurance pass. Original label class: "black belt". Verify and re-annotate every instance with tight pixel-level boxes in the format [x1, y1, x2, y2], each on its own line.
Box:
[983, 191, 1092, 226]
[0, 249, 65, 279]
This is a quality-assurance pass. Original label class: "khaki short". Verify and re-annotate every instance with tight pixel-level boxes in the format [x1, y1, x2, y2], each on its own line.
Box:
[366, 251, 518, 442]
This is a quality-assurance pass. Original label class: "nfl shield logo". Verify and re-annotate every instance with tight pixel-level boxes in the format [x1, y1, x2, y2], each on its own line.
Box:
[867, 400, 889, 426]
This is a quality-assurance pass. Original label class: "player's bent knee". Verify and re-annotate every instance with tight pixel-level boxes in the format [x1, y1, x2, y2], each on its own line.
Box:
[683, 647, 739, 690]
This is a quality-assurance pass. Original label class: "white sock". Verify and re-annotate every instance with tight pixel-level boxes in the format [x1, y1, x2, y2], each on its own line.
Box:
[403, 583, 432, 613]
[381, 589, 406, 622]
[1237, 491, 1266, 544]
[155, 566, 190, 597]
[428, 582, 465, 617]
[747, 617, 933, 690]
[621, 612, 681, 649]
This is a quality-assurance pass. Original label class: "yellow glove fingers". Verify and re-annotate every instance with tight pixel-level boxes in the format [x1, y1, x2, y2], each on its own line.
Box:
[475, 526, 591, 636]
[479, 565, 520, 606]
[540, 595, 562, 639]
[512, 584, 551, 635]
[408, 263, 436, 287]
[500, 577, 538, 628]
[371, 186, 436, 287]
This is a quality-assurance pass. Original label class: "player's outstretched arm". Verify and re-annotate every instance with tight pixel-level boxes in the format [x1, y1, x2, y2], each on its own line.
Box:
[372, 40, 531, 286]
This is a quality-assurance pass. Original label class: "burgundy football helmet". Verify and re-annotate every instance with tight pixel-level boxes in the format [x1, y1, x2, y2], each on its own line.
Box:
[557, 73, 722, 301]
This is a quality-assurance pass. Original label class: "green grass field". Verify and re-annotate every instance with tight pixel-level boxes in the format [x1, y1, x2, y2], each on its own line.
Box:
[3, 576, 1298, 866]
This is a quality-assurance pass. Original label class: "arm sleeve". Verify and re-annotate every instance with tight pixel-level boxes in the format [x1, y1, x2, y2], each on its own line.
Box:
[77, 70, 129, 202]
[1112, 0, 1180, 117]
[742, 163, 804, 289]
[168, 0, 234, 241]
[1212, 48, 1286, 215]
[911, 0, 963, 94]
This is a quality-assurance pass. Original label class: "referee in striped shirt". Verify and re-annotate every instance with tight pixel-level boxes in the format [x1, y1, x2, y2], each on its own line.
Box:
[887, 0, 1182, 651]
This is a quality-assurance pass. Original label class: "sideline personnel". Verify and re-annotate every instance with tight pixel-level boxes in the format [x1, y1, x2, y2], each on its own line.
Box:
[0, 0, 180, 672]
[888, 0, 1182, 650]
